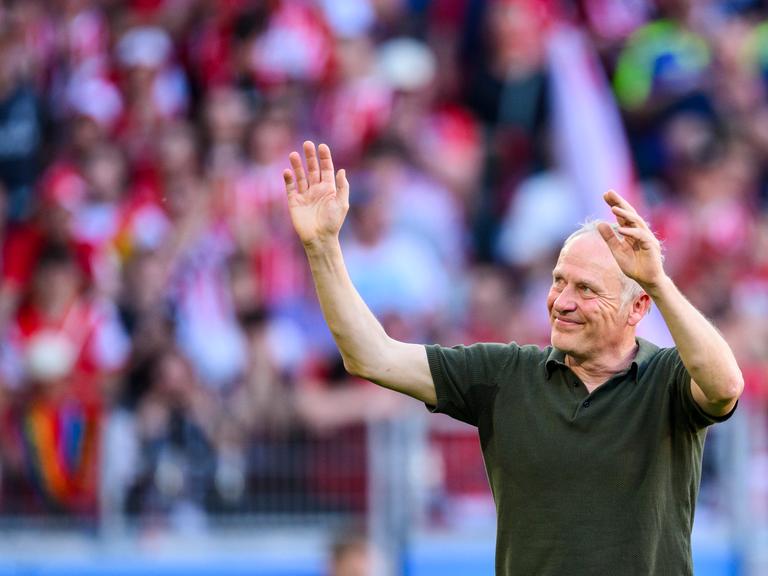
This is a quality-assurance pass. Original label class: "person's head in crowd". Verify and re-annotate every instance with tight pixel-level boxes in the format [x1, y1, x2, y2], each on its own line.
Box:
[228, 251, 263, 323]
[31, 244, 82, 315]
[368, 0, 412, 36]
[360, 138, 409, 191]
[68, 113, 108, 159]
[247, 102, 295, 166]
[412, 106, 483, 198]
[465, 265, 520, 342]
[149, 346, 199, 408]
[83, 145, 128, 204]
[36, 165, 86, 242]
[662, 113, 725, 183]
[20, 245, 85, 386]
[116, 25, 172, 98]
[133, 346, 212, 474]
[121, 249, 167, 317]
[485, 0, 552, 75]
[329, 532, 376, 576]
[346, 174, 391, 247]
[157, 124, 208, 223]
[162, 174, 207, 223]
[67, 73, 124, 143]
[708, 16, 768, 116]
[159, 121, 201, 182]
[204, 86, 250, 152]
[332, 33, 376, 83]
[377, 37, 437, 143]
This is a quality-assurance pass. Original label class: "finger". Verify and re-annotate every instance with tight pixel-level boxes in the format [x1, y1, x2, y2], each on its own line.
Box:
[603, 189, 641, 215]
[283, 169, 297, 196]
[336, 169, 349, 208]
[616, 226, 653, 247]
[318, 143, 335, 183]
[289, 151, 307, 193]
[303, 141, 320, 185]
[611, 205, 648, 229]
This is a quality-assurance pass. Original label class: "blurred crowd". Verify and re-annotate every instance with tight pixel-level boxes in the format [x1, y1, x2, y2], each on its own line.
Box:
[0, 0, 766, 528]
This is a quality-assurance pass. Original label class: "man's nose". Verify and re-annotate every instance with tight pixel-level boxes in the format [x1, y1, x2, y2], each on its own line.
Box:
[553, 287, 577, 313]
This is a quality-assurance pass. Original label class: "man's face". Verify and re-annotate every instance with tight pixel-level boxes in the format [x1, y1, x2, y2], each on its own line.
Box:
[546, 233, 631, 360]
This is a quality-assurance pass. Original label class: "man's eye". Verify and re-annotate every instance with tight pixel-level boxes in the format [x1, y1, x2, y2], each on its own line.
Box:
[579, 285, 593, 294]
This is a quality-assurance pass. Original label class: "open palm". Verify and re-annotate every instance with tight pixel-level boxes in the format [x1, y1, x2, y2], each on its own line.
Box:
[283, 141, 349, 247]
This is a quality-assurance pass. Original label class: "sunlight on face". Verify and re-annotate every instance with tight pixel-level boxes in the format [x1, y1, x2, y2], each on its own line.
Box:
[546, 233, 634, 360]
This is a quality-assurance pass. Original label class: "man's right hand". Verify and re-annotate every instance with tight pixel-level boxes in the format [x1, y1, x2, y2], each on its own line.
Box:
[283, 141, 349, 248]
[283, 139, 436, 406]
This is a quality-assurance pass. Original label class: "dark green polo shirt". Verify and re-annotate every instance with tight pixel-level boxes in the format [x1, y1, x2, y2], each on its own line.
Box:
[425, 337, 735, 576]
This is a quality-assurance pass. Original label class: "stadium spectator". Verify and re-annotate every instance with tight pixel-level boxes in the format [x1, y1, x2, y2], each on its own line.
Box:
[0, 22, 45, 223]
[125, 346, 217, 521]
[0, 164, 90, 334]
[462, 0, 555, 259]
[0, 243, 128, 514]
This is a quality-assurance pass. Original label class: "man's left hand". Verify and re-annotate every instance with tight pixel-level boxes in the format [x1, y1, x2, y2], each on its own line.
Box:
[597, 190, 666, 291]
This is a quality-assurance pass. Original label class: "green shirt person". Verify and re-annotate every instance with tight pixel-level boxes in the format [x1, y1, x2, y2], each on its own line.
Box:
[283, 141, 743, 575]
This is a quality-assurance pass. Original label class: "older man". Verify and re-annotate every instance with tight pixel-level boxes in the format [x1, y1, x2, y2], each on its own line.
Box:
[283, 141, 743, 575]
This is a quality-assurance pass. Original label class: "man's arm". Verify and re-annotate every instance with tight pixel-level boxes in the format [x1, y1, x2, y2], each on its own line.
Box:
[284, 141, 435, 405]
[598, 190, 743, 417]
[642, 276, 742, 416]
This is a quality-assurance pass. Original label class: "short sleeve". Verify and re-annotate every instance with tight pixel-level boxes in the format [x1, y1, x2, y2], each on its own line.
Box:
[424, 342, 516, 427]
[660, 347, 737, 432]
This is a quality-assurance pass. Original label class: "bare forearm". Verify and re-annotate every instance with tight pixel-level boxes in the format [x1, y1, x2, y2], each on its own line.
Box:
[304, 240, 434, 403]
[285, 142, 434, 404]
[305, 239, 390, 374]
[645, 275, 743, 405]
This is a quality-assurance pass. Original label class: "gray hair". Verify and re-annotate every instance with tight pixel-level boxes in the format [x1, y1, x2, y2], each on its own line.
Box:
[562, 220, 649, 308]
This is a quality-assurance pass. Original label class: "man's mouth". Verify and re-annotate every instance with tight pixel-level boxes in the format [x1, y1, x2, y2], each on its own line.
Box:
[554, 317, 583, 326]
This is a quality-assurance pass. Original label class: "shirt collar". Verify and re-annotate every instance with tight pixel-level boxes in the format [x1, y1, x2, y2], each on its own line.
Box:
[545, 337, 659, 381]
[544, 346, 567, 378]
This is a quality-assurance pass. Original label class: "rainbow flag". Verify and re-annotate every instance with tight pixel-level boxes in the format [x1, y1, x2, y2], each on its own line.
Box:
[17, 398, 100, 513]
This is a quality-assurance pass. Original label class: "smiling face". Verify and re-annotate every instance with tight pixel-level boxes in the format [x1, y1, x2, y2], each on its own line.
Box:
[547, 232, 640, 361]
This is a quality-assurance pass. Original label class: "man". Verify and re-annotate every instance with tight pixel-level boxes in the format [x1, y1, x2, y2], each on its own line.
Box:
[283, 141, 743, 575]
[328, 531, 380, 576]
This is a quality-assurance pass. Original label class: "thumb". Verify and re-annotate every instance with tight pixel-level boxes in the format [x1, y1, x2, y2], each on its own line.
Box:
[336, 169, 349, 208]
[597, 222, 621, 250]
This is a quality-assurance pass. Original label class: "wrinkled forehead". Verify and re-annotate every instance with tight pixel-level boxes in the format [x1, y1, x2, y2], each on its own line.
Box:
[555, 232, 623, 284]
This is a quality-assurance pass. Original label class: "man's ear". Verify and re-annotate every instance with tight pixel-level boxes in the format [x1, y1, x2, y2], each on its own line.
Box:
[627, 293, 651, 327]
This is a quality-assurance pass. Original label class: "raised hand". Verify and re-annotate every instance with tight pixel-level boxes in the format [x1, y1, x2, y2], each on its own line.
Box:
[283, 141, 349, 248]
[597, 190, 666, 290]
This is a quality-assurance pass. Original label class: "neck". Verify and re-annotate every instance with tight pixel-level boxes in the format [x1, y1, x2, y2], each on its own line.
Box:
[565, 339, 638, 391]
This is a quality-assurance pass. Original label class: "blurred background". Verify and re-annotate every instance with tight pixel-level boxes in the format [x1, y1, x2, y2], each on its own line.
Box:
[0, 0, 766, 574]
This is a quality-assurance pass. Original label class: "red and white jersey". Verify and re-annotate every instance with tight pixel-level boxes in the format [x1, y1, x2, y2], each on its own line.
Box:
[1, 295, 130, 400]
[248, 1, 333, 87]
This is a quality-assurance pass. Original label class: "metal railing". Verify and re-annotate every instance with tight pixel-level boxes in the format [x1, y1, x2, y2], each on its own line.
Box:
[0, 395, 765, 575]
